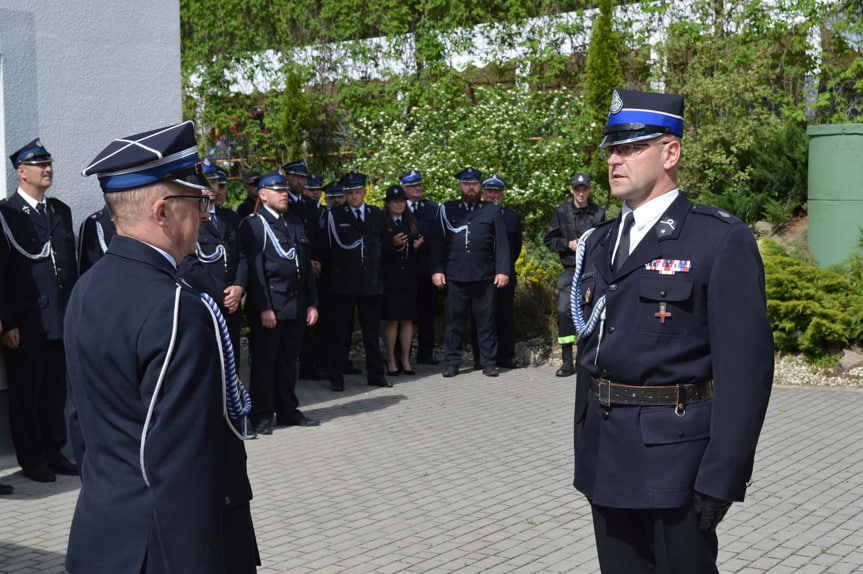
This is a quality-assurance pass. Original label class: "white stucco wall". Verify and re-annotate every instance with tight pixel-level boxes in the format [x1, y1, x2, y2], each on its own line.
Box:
[0, 2, 181, 421]
[0, 1, 182, 220]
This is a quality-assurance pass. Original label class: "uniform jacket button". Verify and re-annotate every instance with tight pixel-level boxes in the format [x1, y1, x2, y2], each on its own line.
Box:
[608, 325, 615, 334]
[677, 430, 685, 438]
[602, 410, 610, 420]
[225, 496, 231, 505]
[608, 283, 617, 291]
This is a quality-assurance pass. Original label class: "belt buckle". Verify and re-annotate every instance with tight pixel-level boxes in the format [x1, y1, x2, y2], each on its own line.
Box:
[598, 377, 611, 407]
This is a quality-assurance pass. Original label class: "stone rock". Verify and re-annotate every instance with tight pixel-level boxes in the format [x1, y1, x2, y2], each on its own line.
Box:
[515, 341, 533, 367]
[838, 349, 863, 372]
[753, 221, 773, 236]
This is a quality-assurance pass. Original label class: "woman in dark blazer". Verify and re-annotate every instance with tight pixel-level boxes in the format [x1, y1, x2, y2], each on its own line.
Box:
[381, 185, 423, 375]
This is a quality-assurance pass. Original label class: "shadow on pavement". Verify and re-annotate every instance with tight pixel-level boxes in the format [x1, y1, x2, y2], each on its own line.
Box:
[0, 541, 67, 573]
[0, 470, 80, 500]
[301, 394, 407, 423]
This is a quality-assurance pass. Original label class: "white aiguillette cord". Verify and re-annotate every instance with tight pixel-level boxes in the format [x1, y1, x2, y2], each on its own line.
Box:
[139, 285, 254, 487]
[0, 210, 51, 260]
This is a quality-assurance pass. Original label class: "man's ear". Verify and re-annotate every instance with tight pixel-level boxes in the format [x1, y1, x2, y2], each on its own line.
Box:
[151, 198, 169, 226]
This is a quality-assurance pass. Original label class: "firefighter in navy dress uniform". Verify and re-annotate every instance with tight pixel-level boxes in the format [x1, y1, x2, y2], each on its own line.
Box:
[381, 184, 423, 375]
[469, 174, 522, 369]
[320, 171, 391, 391]
[180, 161, 247, 349]
[0, 138, 79, 483]
[236, 170, 261, 219]
[240, 170, 320, 434]
[430, 168, 510, 378]
[66, 121, 258, 573]
[400, 169, 439, 365]
[571, 89, 774, 573]
[78, 203, 117, 275]
[543, 172, 606, 377]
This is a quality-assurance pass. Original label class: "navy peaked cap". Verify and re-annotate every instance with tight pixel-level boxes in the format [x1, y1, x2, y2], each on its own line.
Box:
[257, 170, 288, 190]
[202, 158, 220, 179]
[243, 170, 261, 185]
[385, 185, 407, 201]
[400, 170, 422, 186]
[601, 89, 685, 147]
[305, 174, 324, 189]
[283, 161, 309, 177]
[482, 174, 506, 189]
[82, 121, 209, 193]
[216, 170, 228, 184]
[340, 171, 367, 190]
[323, 181, 344, 197]
[455, 167, 482, 182]
[10, 138, 53, 168]
[571, 173, 591, 187]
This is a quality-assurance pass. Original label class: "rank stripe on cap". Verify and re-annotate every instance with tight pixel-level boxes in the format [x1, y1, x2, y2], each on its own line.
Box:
[645, 259, 691, 275]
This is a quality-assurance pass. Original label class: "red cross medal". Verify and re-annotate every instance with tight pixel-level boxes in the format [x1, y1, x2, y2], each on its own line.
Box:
[654, 302, 672, 324]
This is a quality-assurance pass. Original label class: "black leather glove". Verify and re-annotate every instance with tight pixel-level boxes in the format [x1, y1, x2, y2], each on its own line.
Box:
[692, 492, 732, 532]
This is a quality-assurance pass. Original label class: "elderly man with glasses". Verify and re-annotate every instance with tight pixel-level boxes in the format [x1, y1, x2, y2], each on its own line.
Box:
[570, 89, 774, 574]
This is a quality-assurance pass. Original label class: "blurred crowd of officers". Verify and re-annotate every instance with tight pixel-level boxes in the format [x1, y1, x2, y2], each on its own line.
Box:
[2, 142, 606, 470]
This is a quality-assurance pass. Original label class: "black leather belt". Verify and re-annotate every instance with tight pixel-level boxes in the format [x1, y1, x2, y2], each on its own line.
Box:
[591, 377, 713, 413]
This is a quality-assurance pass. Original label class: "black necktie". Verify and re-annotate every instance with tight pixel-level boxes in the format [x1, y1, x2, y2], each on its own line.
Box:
[36, 203, 47, 217]
[612, 212, 634, 273]
[394, 218, 402, 227]
[210, 212, 219, 233]
[410, 202, 417, 213]
[354, 208, 363, 221]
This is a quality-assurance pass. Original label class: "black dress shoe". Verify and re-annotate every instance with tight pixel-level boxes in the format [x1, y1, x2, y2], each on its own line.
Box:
[253, 421, 273, 435]
[417, 357, 438, 365]
[556, 364, 575, 377]
[442, 365, 459, 378]
[483, 366, 499, 377]
[499, 359, 520, 369]
[296, 417, 320, 427]
[0, 484, 13, 495]
[368, 377, 393, 388]
[23, 465, 56, 483]
[49, 455, 79, 476]
[330, 380, 345, 392]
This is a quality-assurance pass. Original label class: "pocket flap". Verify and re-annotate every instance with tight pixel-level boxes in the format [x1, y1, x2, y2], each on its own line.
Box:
[638, 276, 692, 301]
[640, 402, 711, 445]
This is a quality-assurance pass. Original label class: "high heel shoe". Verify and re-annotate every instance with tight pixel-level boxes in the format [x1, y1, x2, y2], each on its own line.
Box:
[387, 368, 400, 376]
[400, 365, 416, 375]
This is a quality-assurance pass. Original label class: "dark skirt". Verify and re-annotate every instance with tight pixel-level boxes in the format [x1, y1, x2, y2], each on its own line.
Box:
[383, 288, 418, 321]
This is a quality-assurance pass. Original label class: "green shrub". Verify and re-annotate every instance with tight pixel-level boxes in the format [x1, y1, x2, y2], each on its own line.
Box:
[513, 239, 561, 342]
[762, 238, 863, 362]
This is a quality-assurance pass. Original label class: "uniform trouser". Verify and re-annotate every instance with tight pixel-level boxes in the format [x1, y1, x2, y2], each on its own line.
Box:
[224, 503, 260, 573]
[444, 280, 497, 368]
[5, 337, 67, 471]
[248, 319, 305, 425]
[591, 504, 719, 574]
[469, 278, 516, 363]
[327, 293, 384, 383]
[415, 275, 437, 360]
[557, 267, 577, 345]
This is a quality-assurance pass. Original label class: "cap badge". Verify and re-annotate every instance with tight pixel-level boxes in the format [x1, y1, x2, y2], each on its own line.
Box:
[610, 90, 624, 115]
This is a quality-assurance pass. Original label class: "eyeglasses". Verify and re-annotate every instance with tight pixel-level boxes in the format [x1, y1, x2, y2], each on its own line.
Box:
[163, 194, 212, 213]
[599, 140, 671, 160]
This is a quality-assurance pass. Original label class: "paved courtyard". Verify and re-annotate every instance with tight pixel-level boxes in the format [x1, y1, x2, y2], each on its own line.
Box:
[1, 364, 862, 573]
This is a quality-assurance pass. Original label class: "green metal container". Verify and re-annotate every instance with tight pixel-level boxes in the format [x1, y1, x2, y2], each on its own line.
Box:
[807, 124, 863, 267]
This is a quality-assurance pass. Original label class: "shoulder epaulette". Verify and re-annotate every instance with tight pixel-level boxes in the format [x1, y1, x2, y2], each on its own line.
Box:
[690, 203, 741, 225]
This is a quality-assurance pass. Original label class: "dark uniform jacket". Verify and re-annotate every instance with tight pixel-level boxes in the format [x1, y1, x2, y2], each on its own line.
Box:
[410, 199, 438, 275]
[236, 196, 256, 219]
[77, 206, 116, 275]
[430, 200, 510, 282]
[240, 208, 317, 321]
[287, 194, 321, 250]
[572, 194, 773, 509]
[544, 201, 607, 268]
[179, 207, 247, 315]
[382, 220, 418, 291]
[65, 235, 247, 574]
[321, 203, 385, 296]
[500, 206, 523, 277]
[0, 193, 77, 340]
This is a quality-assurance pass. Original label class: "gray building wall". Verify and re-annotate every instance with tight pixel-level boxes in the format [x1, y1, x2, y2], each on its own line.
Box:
[0, 1, 183, 455]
